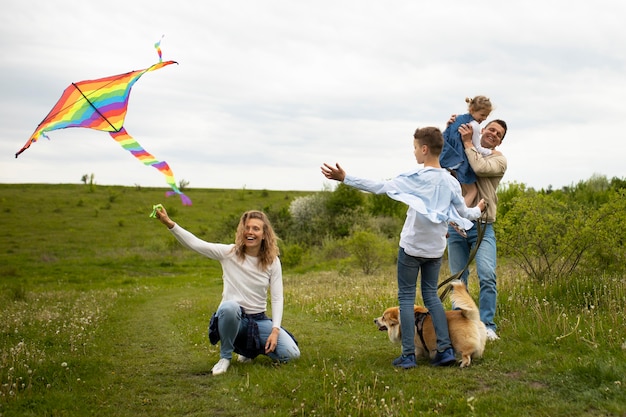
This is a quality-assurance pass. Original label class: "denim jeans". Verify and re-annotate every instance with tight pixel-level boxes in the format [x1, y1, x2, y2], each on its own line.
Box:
[397, 248, 451, 355]
[214, 300, 301, 362]
[447, 222, 498, 331]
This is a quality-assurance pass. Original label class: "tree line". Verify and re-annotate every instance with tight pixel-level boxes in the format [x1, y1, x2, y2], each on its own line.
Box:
[222, 174, 626, 280]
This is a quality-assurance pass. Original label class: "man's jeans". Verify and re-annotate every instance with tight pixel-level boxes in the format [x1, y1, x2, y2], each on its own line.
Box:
[447, 222, 498, 331]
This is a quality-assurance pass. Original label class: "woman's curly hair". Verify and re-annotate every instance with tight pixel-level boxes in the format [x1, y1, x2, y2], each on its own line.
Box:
[233, 210, 279, 270]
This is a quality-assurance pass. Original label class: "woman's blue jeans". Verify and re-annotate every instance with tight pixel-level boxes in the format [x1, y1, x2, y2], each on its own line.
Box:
[397, 248, 451, 355]
[447, 222, 498, 331]
[214, 300, 301, 362]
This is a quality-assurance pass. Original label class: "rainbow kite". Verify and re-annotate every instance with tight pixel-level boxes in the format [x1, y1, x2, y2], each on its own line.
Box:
[15, 39, 191, 206]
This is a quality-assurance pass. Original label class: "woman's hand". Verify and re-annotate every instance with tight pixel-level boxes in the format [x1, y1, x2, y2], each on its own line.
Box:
[265, 327, 280, 354]
[155, 206, 176, 229]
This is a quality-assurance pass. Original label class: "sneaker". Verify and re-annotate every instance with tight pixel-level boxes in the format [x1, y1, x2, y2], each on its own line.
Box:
[211, 358, 231, 375]
[431, 347, 457, 367]
[486, 328, 500, 341]
[392, 354, 417, 369]
[237, 355, 253, 364]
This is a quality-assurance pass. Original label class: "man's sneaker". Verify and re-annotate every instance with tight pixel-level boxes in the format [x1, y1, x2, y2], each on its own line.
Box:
[211, 358, 231, 375]
[431, 347, 457, 367]
[237, 355, 253, 364]
[392, 354, 417, 369]
[486, 328, 500, 341]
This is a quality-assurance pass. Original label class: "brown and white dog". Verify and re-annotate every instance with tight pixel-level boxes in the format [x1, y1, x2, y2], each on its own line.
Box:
[374, 281, 486, 368]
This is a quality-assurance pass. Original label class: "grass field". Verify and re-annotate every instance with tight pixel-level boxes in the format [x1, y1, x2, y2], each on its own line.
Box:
[1, 183, 625, 416]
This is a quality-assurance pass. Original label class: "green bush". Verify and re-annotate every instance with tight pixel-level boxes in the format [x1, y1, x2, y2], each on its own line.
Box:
[497, 183, 626, 281]
[346, 230, 396, 275]
[279, 242, 304, 268]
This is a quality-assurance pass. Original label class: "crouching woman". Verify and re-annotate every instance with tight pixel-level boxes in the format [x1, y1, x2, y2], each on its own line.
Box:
[154, 207, 300, 375]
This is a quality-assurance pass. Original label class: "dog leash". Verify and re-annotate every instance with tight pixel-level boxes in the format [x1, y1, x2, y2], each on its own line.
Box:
[437, 210, 488, 301]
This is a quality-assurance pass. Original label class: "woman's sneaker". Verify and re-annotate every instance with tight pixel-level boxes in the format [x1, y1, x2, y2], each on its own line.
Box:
[237, 355, 253, 364]
[211, 358, 231, 375]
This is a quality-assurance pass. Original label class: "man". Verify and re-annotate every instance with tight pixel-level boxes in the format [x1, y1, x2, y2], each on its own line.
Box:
[447, 119, 508, 341]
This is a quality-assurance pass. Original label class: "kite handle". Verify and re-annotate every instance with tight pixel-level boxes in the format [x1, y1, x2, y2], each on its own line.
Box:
[149, 203, 164, 218]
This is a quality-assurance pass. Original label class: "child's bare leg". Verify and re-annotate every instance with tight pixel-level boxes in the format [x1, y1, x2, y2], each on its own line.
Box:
[462, 183, 478, 206]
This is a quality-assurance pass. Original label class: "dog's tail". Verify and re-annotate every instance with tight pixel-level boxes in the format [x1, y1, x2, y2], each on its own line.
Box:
[449, 281, 480, 322]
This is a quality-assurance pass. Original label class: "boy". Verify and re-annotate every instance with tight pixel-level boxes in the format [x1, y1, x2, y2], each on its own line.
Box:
[321, 126, 485, 368]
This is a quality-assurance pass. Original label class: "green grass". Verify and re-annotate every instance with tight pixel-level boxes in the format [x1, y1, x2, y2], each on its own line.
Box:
[1, 184, 625, 416]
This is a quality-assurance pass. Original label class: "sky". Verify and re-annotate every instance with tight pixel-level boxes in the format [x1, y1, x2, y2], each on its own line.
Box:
[1, 0, 624, 194]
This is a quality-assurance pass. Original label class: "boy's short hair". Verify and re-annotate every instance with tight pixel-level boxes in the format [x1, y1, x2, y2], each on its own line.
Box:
[413, 127, 443, 155]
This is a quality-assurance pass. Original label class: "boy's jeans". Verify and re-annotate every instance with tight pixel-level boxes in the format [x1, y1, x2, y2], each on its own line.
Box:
[397, 248, 451, 355]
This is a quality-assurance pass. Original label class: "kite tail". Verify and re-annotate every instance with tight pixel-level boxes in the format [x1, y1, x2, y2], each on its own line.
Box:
[154, 35, 165, 62]
[109, 128, 192, 205]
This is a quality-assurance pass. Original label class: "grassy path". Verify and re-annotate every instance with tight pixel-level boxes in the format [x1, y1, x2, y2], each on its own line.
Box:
[92, 286, 222, 417]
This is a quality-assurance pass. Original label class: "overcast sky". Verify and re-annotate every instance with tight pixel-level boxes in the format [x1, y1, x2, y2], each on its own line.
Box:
[1, 0, 624, 195]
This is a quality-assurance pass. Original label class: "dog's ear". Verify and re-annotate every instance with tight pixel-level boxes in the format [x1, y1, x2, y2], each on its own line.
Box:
[385, 316, 399, 326]
[384, 310, 400, 326]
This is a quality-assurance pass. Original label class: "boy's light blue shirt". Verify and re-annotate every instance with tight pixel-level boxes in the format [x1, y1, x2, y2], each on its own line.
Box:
[344, 167, 481, 258]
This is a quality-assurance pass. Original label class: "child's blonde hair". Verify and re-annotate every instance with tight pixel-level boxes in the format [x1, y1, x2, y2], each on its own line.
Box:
[465, 95, 492, 114]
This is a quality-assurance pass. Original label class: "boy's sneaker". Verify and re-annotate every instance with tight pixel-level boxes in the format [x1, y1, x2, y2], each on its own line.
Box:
[392, 354, 417, 369]
[486, 328, 500, 341]
[431, 347, 457, 367]
[237, 355, 253, 364]
[211, 358, 231, 375]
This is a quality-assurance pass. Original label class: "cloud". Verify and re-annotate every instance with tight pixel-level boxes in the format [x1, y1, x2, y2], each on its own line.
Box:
[1, 0, 624, 193]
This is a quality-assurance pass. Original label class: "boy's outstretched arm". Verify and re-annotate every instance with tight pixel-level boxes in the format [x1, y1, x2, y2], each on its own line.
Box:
[321, 162, 346, 182]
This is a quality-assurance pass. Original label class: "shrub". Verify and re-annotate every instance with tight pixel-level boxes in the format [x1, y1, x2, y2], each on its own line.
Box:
[288, 193, 330, 246]
[497, 187, 626, 281]
[497, 192, 589, 281]
[279, 242, 304, 268]
[346, 230, 396, 275]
